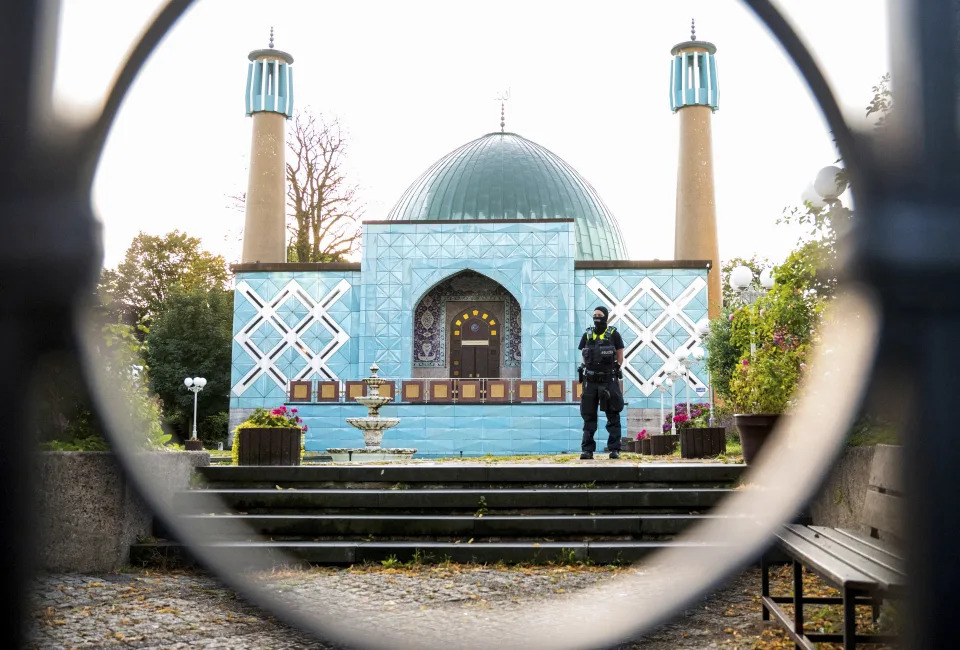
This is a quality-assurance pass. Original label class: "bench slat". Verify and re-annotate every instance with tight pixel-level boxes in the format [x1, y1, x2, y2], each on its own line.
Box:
[785, 525, 903, 591]
[775, 526, 878, 590]
[811, 527, 906, 579]
[834, 527, 903, 561]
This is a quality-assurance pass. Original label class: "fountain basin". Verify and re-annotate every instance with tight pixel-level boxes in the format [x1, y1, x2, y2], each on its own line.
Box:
[325, 448, 417, 462]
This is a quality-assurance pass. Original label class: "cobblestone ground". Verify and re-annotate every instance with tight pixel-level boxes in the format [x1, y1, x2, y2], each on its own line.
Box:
[28, 565, 778, 649]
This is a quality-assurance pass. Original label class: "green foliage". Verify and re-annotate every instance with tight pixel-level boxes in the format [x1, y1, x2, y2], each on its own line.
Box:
[704, 308, 738, 405]
[39, 436, 110, 451]
[380, 555, 402, 569]
[726, 246, 822, 414]
[197, 411, 230, 446]
[98, 230, 230, 333]
[145, 287, 233, 442]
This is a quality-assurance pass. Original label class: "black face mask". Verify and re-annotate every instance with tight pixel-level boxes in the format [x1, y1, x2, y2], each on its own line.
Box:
[593, 316, 607, 330]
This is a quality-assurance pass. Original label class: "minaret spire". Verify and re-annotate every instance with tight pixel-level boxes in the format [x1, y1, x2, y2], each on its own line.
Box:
[269, 26, 275, 49]
[691, 18, 696, 41]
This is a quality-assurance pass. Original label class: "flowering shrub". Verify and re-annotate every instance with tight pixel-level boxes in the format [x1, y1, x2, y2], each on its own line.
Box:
[635, 429, 648, 440]
[232, 406, 307, 465]
[663, 402, 712, 431]
[727, 246, 822, 414]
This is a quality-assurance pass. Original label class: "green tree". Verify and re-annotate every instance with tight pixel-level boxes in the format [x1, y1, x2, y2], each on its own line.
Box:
[99, 231, 230, 332]
[726, 246, 823, 413]
[145, 287, 233, 444]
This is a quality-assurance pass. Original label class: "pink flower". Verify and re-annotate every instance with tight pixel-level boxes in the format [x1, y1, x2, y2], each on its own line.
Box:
[742, 359, 749, 366]
[302, 425, 309, 432]
[729, 313, 735, 321]
[799, 362, 807, 370]
[291, 407, 298, 414]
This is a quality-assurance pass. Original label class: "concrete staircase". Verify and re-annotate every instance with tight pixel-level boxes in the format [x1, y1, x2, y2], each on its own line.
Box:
[131, 462, 746, 567]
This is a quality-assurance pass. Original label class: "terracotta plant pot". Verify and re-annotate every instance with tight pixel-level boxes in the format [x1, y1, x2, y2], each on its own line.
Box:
[733, 414, 781, 464]
[237, 427, 302, 466]
[679, 427, 726, 459]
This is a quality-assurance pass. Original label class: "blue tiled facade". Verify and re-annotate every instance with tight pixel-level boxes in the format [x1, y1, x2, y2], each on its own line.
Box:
[229, 227, 710, 455]
[298, 402, 582, 458]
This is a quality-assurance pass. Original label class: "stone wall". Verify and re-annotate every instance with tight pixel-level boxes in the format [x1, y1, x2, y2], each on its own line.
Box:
[36, 451, 208, 572]
[808, 445, 885, 534]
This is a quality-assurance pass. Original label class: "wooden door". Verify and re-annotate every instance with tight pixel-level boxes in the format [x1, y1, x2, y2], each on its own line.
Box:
[450, 308, 500, 378]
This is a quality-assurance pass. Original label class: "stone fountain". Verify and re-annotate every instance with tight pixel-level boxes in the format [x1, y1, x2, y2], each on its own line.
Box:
[326, 363, 416, 462]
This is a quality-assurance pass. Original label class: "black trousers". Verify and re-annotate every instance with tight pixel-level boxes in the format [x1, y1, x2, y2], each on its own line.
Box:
[580, 379, 623, 453]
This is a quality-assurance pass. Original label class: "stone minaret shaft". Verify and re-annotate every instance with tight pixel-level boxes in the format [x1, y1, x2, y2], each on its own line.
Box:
[671, 26, 721, 317]
[242, 31, 294, 264]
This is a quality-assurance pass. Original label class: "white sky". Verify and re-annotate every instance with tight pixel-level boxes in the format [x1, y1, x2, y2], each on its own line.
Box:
[53, 0, 889, 269]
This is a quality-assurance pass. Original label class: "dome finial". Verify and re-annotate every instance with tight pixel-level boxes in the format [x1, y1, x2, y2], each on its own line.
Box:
[691, 18, 696, 41]
[269, 26, 275, 49]
[495, 89, 511, 132]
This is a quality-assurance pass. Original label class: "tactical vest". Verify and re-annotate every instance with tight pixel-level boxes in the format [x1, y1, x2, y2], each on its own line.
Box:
[581, 326, 618, 372]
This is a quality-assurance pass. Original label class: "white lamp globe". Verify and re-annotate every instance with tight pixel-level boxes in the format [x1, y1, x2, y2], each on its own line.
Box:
[695, 318, 711, 339]
[813, 165, 847, 201]
[675, 347, 690, 362]
[692, 347, 705, 361]
[196, 377, 207, 388]
[760, 268, 775, 289]
[801, 183, 827, 209]
[663, 359, 677, 374]
[730, 265, 753, 290]
[664, 378, 674, 388]
[184, 377, 193, 387]
[653, 376, 663, 387]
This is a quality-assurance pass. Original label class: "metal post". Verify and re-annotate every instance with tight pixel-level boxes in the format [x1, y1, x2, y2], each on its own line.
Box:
[683, 365, 691, 419]
[191, 388, 199, 440]
[670, 378, 676, 434]
[658, 386, 664, 434]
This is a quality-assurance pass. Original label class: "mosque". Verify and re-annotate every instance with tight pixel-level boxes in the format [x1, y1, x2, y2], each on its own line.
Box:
[229, 26, 722, 456]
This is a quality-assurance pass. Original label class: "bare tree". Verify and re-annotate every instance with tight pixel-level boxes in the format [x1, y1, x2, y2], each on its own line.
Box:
[229, 110, 364, 262]
[285, 111, 363, 262]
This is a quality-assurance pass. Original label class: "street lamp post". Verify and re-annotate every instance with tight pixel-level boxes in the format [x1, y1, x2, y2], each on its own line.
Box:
[729, 266, 775, 359]
[664, 361, 682, 434]
[694, 318, 714, 425]
[183, 376, 207, 440]
[675, 347, 693, 419]
[654, 376, 672, 435]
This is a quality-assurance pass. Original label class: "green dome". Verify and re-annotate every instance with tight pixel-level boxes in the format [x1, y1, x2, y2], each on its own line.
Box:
[387, 132, 628, 260]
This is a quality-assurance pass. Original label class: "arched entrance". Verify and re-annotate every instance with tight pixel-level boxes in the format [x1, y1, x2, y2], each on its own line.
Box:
[412, 270, 521, 379]
[450, 309, 500, 378]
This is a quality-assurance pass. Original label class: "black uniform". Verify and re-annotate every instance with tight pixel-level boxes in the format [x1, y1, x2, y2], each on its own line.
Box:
[578, 326, 625, 454]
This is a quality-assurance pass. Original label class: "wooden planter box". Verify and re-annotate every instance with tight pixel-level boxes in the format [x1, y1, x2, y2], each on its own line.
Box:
[237, 427, 302, 466]
[624, 440, 637, 453]
[679, 427, 727, 459]
[646, 434, 678, 455]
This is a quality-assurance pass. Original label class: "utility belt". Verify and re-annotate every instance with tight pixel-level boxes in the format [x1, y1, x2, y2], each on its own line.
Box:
[582, 369, 613, 383]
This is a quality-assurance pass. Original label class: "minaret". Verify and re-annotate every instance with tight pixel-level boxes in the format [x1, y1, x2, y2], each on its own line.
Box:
[671, 20, 721, 317]
[242, 28, 294, 263]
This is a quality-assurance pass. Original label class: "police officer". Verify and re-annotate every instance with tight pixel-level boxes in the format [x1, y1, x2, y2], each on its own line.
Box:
[578, 306, 625, 459]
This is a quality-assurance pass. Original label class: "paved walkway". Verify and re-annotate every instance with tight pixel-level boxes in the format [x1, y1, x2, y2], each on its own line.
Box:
[28, 565, 774, 649]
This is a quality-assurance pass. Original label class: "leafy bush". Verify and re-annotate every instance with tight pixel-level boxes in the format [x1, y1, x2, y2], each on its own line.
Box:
[197, 411, 229, 446]
[664, 402, 712, 431]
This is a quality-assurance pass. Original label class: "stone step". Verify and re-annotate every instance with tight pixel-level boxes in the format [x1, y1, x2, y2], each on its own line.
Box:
[173, 487, 734, 514]
[194, 463, 745, 488]
[177, 513, 720, 539]
[130, 539, 731, 568]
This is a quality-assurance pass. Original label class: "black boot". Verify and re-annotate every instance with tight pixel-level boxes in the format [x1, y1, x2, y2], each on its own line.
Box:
[609, 450, 620, 459]
[580, 452, 593, 460]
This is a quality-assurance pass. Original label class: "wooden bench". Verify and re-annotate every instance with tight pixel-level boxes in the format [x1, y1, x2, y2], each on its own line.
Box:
[761, 444, 905, 649]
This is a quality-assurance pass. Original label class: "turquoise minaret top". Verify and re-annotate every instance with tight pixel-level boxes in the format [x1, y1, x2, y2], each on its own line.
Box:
[670, 20, 719, 112]
[245, 27, 294, 117]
